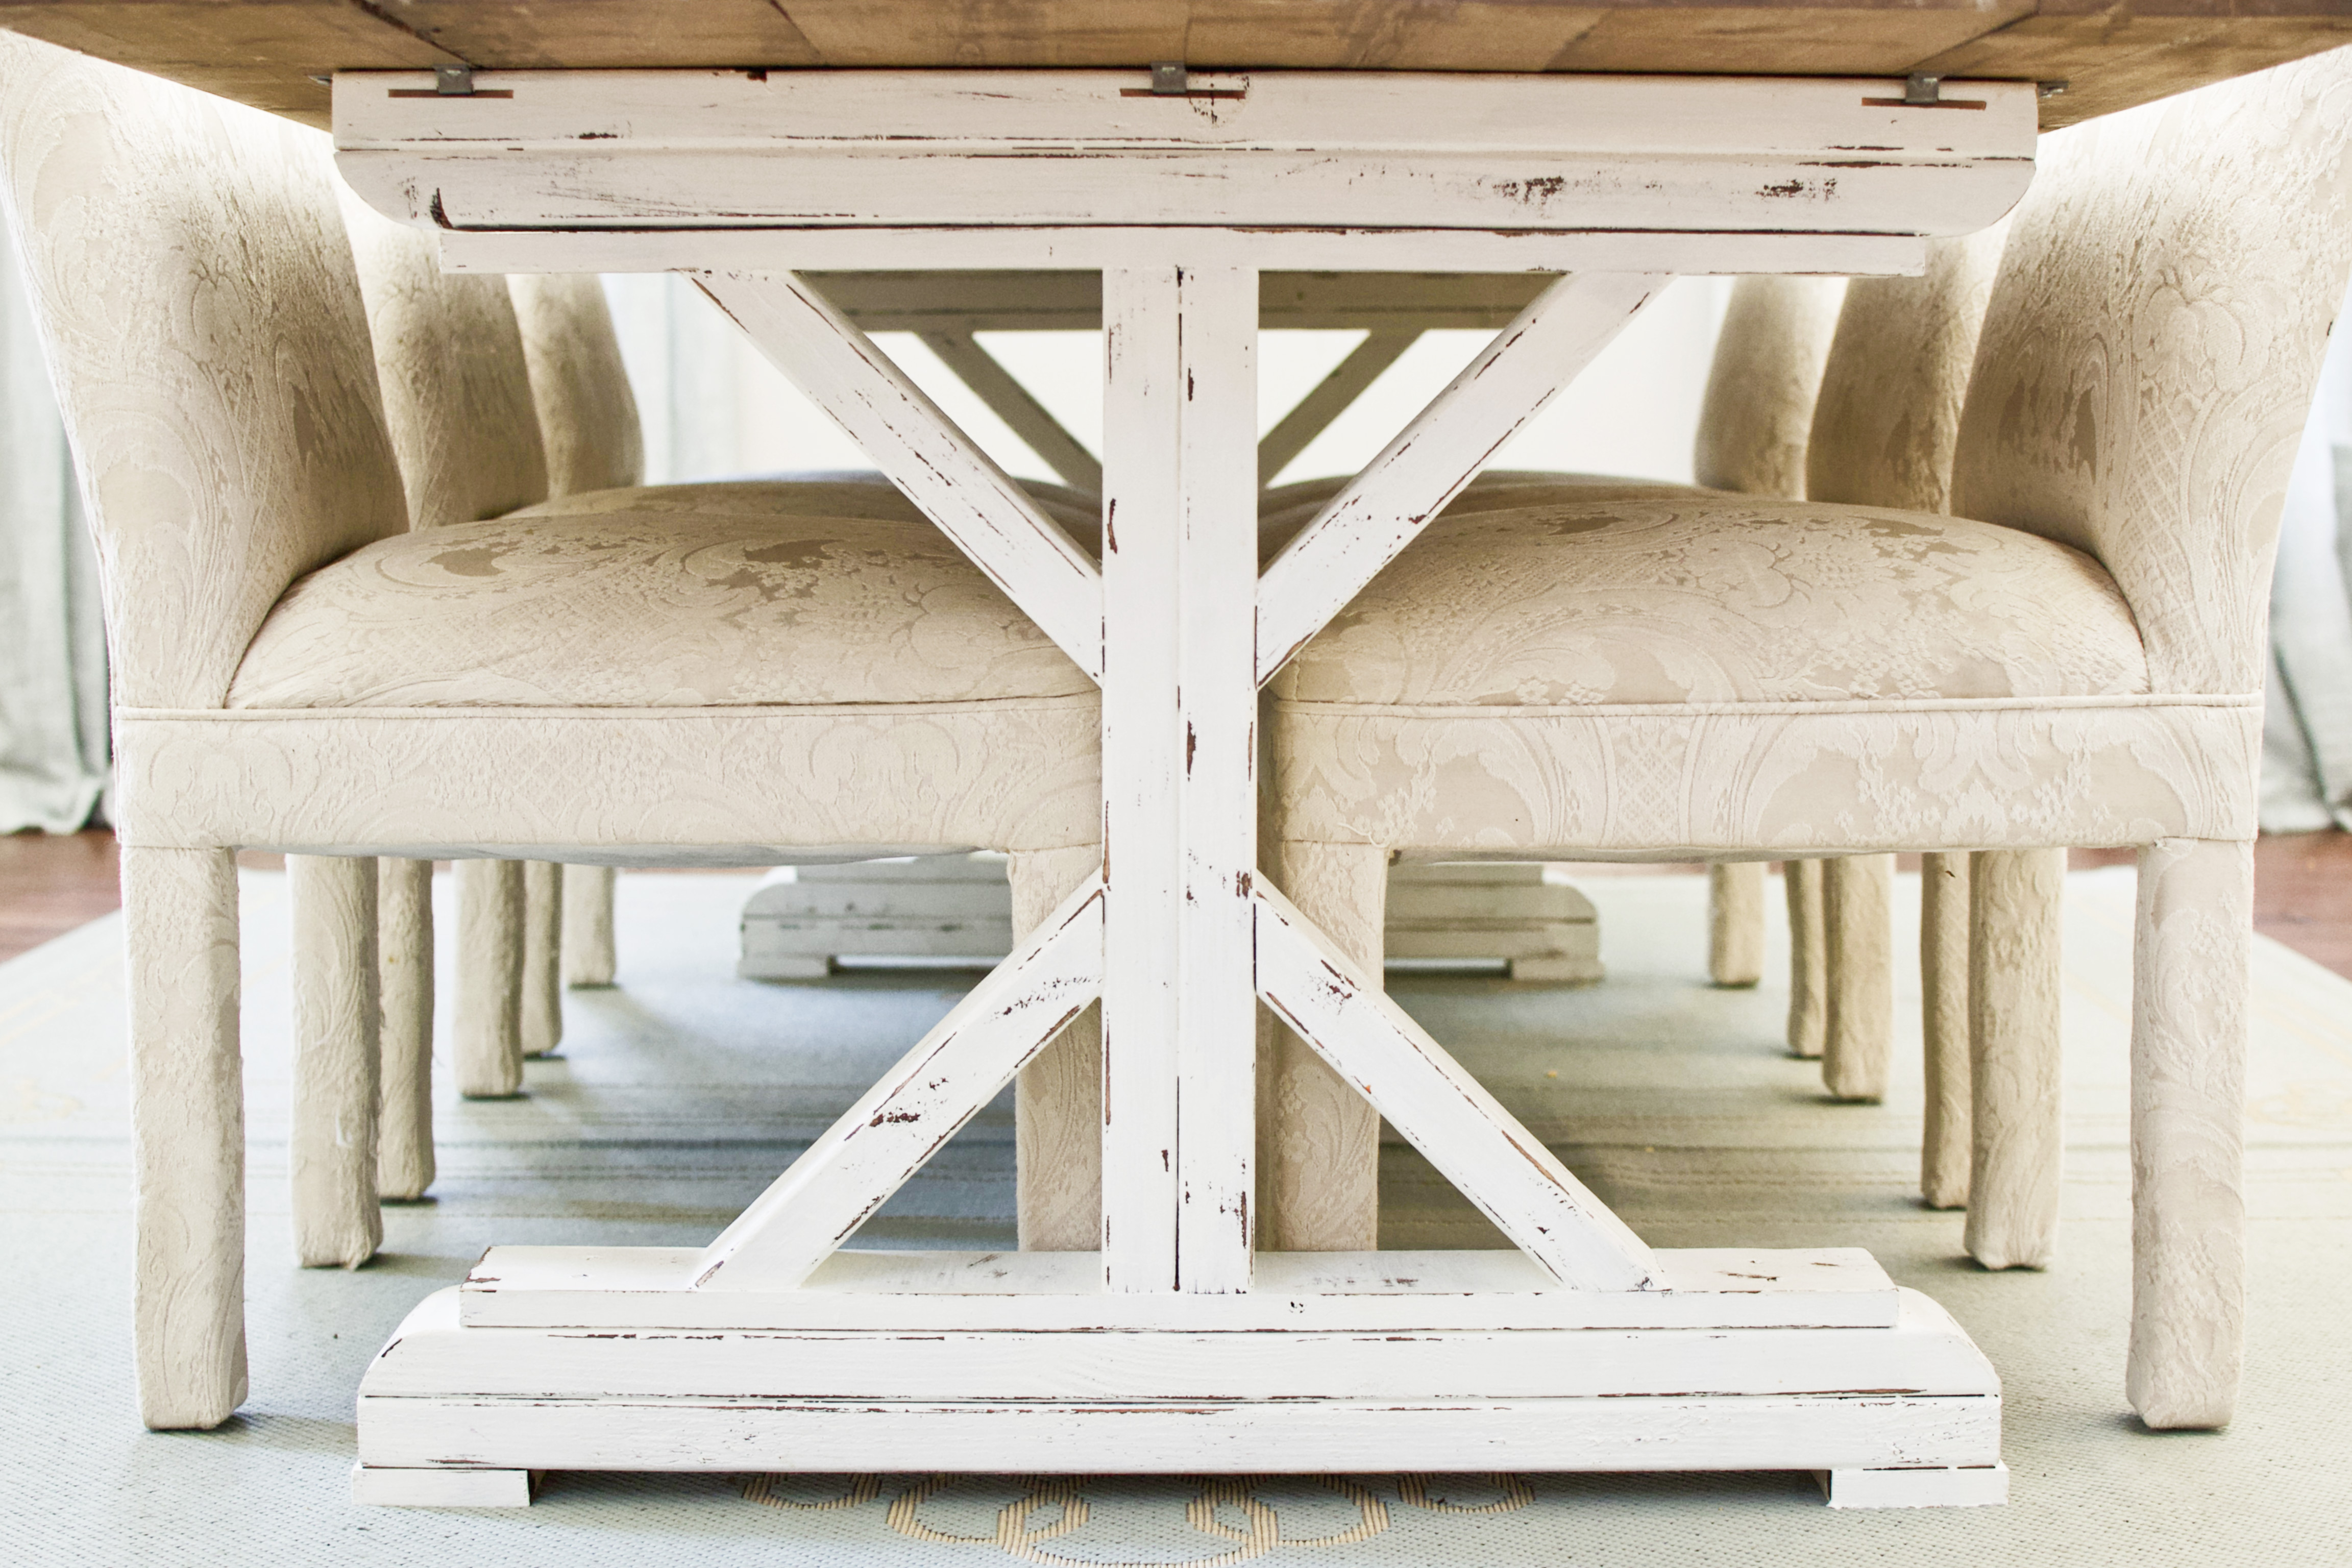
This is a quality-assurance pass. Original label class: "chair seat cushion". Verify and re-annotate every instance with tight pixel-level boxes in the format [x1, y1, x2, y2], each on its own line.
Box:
[1273, 496, 2148, 707]
[227, 480, 1096, 709]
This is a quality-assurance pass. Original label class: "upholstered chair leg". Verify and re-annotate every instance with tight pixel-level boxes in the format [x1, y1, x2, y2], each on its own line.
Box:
[122, 844, 247, 1430]
[1964, 848, 2066, 1270]
[519, 861, 564, 1057]
[454, 859, 527, 1098]
[1784, 860, 1826, 1059]
[1822, 854, 1895, 1101]
[1258, 841, 1386, 1252]
[1008, 846, 1105, 1251]
[376, 857, 435, 1202]
[289, 855, 382, 1269]
[1707, 862, 1766, 987]
[2127, 838, 2251, 1431]
[1919, 851, 1973, 1210]
[561, 864, 619, 987]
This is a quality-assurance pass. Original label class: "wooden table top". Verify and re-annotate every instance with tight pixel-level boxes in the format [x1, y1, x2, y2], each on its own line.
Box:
[1, 2, 2344, 135]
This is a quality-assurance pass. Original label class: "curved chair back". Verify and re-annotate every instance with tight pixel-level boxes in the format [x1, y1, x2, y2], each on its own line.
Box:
[337, 189, 547, 529]
[509, 274, 644, 497]
[0, 35, 406, 709]
[1952, 49, 2352, 695]
[1807, 225, 2010, 514]
[1692, 274, 1847, 497]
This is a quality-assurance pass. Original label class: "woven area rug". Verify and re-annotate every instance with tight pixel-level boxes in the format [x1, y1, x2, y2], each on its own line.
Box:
[2, 866, 2348, 1566]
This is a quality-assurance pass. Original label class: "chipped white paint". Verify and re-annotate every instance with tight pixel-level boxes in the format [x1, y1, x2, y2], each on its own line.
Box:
[459, 1246, 1903, 1332]
[696, 874, 1102, 1293]
[358, 1288, 1998, 1485]
[330, 65, 2024, 1503]
[332, 69, 2035, 236]
[440, 225, 1929, 280]
[1253, 879, 1657, 1291]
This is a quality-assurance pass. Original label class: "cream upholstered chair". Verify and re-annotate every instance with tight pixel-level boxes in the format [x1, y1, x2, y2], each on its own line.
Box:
[0, 37, 1100, 1427]
[1682, 276, 1888, 1062]
[508, 275, 644, 999]
[332, 177, 1106, 1238]
[1804, 224, 2023, 1217]
[1692, 279, 1841, 1000]
[1265, 51, 2352, 1429]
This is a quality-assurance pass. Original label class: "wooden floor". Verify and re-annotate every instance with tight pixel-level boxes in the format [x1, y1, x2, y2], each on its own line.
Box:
[8, 829, 2352, 976]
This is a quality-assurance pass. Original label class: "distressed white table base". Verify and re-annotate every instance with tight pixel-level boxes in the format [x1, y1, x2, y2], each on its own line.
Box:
[356, 1270, 1997, 1506]
[329, 64, 2036, 1501]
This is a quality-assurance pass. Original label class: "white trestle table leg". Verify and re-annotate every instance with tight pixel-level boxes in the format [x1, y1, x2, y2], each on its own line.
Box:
[351, 244, 2006, 1510]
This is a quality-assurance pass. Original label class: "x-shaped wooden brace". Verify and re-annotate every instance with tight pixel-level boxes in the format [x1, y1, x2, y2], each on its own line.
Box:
[692, 265, 1664, 1297]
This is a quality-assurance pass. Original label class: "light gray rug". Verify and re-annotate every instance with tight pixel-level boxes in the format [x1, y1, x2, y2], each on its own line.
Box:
[2, 867, 2348, 1566]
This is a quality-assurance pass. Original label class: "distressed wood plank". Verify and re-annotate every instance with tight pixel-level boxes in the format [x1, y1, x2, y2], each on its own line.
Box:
[1171, 263, 1260, 1292]
[375, 1290, 1993, 1401]
[696, 270, 1104, 678]
[461, 1246, 1905, 1331]
[333, 69, 2036, 236]
[334, 67, 2040, 156]
[693, 874, 1103, 1293]
[441, 227, 1928, 279]
[1252, 880, 1660, 1291]
[1096, 265, 1184, 1291]
[15, 4, 2346, 133]
[1256, 272, 1662, 682]
[364, 1388, 2002, 1477]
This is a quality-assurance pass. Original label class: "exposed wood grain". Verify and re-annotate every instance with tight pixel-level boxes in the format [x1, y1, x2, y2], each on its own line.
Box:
[0, 828, 117, 961]
[6, 2, 2337, 132]
[1916, 7, 2352, 131]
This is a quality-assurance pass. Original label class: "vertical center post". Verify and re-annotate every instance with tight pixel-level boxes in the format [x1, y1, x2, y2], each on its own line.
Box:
[1099, 263, 1261, 1293]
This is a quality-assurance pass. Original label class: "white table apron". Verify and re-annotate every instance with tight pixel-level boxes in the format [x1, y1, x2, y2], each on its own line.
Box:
[334, 66, 2034, 1510]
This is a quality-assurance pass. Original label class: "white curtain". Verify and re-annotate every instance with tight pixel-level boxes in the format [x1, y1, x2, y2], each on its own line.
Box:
[0, 217, 107, 834]
[2263, 276, 2352, 832]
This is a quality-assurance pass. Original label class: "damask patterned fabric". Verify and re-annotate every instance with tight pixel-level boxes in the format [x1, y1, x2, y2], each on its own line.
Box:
[1273, 51, 2352, 863]
[508, 274, 645, 499]
[1951, 54, 2352, 698]
[1692, 276, 1847, 498]
[1271, 496, 2148, 708]
[0, 42, 407, 710]
[1808, 226, 2010, 516]
[228, 482, 1096, 710]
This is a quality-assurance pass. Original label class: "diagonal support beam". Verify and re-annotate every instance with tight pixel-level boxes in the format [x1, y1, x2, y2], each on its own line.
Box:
[919, 331, 1104, 494]
[695, 871, 1105, 1293]
[698, 272, 1105, 680]
[1254, 273, 1664, 684]
[1252, 879, 1659, 1291]
[1257, 330, 1420, 489]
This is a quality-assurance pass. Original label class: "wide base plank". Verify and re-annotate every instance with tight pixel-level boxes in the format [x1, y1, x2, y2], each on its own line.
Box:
[459, 1246, 1906, 1330]
[357, 1279, 2003, 1504]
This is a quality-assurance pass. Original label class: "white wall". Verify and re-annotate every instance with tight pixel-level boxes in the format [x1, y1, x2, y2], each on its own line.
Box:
[603, 275, 1732, 488]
